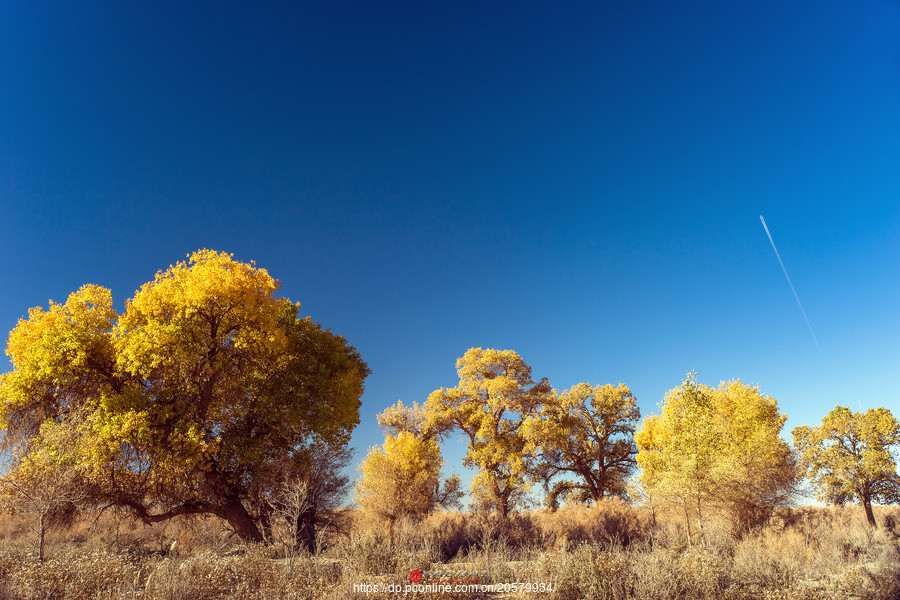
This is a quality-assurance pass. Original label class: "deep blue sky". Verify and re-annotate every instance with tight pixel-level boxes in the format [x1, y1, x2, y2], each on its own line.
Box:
[2, 1, 899, 499]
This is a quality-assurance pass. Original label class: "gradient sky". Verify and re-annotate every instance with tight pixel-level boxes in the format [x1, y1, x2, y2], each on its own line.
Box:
[1, 1, 898, 500]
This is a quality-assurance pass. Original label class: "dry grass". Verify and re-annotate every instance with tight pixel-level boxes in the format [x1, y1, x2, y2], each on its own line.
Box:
[0, 504, 897, 599]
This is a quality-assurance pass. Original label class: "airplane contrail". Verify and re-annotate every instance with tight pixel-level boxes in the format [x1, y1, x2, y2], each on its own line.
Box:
[760, 215, 819, 349]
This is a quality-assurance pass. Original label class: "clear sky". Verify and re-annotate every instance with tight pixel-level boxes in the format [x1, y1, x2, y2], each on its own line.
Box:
[1, 1, 898, 498]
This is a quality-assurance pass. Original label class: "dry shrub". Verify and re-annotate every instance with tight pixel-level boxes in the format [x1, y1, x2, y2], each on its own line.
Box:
[466, 510, 539, 549]
[546, 544, 631, 600]
[314, 507, 354, 553]
[419, 511, 472, 561]
[732, 507, 900, 600]
[145, 553, 243, 599]
[0, 513, 30, 550]
[11, 550, 143, 600]
[544, 543, 735, 600]
[350, 509, 542, 562]
[331, 532, 399, 575]
[144, 548, 291, 600]
[35, 508, 241, 558]
[538, 497, 651, 548]
[169, 514, 240, 556]
[0, 549, 24, 583]
[527, 506, 900, 600]
[145, 549, 343, 600]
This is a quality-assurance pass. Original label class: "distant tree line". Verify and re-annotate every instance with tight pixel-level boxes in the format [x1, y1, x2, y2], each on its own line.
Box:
[357, 349, 900, 538]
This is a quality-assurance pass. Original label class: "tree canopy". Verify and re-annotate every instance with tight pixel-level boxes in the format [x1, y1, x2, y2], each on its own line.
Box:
[636, 374, 798, 536]
[793, 406, 900, 527]
[355, 401, 461, 537]
[0, 250, 369, 543]
[425, 348, 551, 516]
[527, 382, 640, 509]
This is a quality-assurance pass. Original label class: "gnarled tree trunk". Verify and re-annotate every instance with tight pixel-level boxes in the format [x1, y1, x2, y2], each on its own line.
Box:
[220, 497, 264, 543]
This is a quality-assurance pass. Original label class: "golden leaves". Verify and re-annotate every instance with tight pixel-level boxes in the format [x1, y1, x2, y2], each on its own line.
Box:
[0, 249, 369, 525]
[424, 348, 550, 514]
[792, 406, 900, 509]
[635, 375, 798, 533]
[355, 426, 443, 524]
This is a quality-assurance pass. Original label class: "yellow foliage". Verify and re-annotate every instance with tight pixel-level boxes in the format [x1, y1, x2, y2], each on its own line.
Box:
[635, 373, 798, 535]
[355, 431, 442, 526]
[356, 400, 462, 533]
[0, 250, 369, 542]
[1, 284, 117, 426]
[424, 348, 551, 516]
[527, 382, 639, 507]
[377, 399, 432, 439]
[793, 406, 900, 526]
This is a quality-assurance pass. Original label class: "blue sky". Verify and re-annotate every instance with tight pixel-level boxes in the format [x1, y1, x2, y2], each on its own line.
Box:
[1, 1, 898, 499]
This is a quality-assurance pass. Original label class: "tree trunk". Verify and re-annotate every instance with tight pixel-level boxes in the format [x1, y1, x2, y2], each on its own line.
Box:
[863, 497, 877, 528]
[683, 500, 693, 547]
[498, 485, 511, 519]
[221, 497, 264, 542]
[296, 506, 317, 552]
[258, 512, 273, 544]
[696, 492, 704, 535]
[39, 512, 47, 563]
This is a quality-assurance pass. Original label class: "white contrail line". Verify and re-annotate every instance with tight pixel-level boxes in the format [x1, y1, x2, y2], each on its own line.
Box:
[760, 215, 820, 349]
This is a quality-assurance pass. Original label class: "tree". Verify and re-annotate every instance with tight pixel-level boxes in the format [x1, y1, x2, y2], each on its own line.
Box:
[380, 400, 463, 511]
[635, 374, 798, 538]
[0, 250, 369, 543]
[291, 442, 355, 552]
[262, 474, 311, 570]
[354, 401, 461, 539]
[793, 406, 900, 527]
[527, 382, 639, 509]
[253, 441, 353, 552]
[636, 374, 719, 540]
[712, 379, 799, 532]
[0, 419, 88, 562]
[355, 432, 442, 536]
[424, 348, 551, 517]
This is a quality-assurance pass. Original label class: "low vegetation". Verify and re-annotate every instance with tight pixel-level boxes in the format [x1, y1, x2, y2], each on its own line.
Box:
[0, 501, 898, 600]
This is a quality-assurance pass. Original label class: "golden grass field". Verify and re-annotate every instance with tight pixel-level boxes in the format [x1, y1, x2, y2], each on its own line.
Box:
[0, 500, 898, 600]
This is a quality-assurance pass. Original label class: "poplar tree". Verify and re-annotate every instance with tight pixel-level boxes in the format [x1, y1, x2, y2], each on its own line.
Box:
[0, 250, 369, 543]
[793, 406, 900, 527]
[636, 374, 798, 537]
[425, 348, 551, 516]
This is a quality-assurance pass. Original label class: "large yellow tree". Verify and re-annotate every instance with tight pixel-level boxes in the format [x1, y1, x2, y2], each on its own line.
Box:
[0, 250, 369, 543]
[424, 348, 551, 516]
[793, 406, 900, 527]
[635, 374, 798, 537]
[527, 382, 640, 509]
